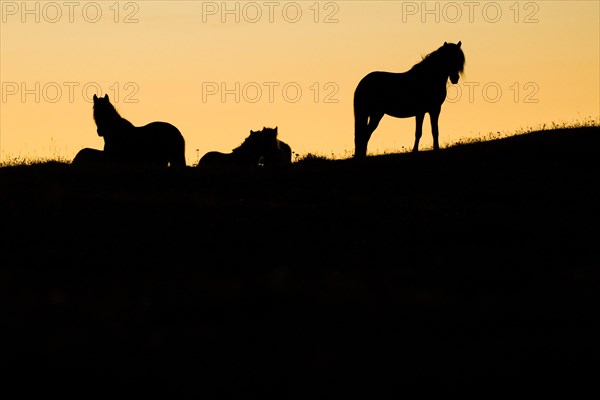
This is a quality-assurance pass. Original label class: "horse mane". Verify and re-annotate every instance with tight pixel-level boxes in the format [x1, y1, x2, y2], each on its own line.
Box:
[411, 43, 465, 74]
[231, 130, 261, 156]
[231, 127, 278, 153]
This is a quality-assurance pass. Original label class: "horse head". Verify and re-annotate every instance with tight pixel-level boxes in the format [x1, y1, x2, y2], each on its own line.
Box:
[220, 126, 290, 167]
[93, 94, 114, 137]
[231, 128, 266, 164]
[442, 41, 464, 84]
[259, 127, 279, 156]
[259, 127, 293, 166]
[261, 126, 278, 143]
[240, 127, 282, 165]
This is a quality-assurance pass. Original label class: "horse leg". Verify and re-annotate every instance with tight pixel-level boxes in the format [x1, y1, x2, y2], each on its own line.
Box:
[413, 112, 425, 152]
[354, 112, 369, 158]
[357, 112, 384, 157]
[429, 108, 441, 151]
[367, 113, 384, 135]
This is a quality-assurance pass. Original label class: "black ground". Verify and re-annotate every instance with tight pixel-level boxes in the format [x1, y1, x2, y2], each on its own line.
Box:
[2, 127, 599, 398]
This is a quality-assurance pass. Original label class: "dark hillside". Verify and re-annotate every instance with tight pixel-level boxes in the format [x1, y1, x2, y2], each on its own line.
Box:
[2, 126, 599, 397]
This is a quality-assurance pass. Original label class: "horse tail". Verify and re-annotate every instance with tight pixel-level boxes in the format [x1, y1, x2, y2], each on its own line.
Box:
[353, 85, 369, 158]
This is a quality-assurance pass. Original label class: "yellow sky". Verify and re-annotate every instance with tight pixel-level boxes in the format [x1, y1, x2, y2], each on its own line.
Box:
[1, 1, 599, 164]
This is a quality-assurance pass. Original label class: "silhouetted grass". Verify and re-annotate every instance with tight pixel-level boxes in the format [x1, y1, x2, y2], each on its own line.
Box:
[2, 125, 599, 398]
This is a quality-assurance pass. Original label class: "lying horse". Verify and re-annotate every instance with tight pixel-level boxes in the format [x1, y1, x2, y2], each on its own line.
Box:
[92, 94, 186, 168]
[198, 127, 292, 168]
[260, 126, 292, 166]
[72, 148, 105, 167]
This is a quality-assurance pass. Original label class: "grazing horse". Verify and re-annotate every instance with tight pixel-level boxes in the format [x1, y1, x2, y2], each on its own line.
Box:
[354, 41, 465, 157]
[198, 127, 292, 168]
[92, 94, 186, 167]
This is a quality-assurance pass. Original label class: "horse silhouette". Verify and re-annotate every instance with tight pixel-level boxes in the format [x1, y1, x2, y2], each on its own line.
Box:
[198, 127, 292, 168]
[354, 41, 465, 157]
[92, 94, 186, 168]
[261, 127, 292, 166]
[72, 148, 105, 167]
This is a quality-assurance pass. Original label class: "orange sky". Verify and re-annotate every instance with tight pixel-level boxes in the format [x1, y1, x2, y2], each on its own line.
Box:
[1, 1, 599, 165]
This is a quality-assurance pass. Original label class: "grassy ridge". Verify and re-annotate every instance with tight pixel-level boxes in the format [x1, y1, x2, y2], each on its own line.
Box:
[2, 126, 599, 397]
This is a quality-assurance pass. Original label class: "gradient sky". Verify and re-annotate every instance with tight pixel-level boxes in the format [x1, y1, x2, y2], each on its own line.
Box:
[1, 1, 598, 164]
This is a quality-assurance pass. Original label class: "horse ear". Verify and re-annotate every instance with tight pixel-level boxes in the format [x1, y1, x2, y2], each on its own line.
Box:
[266, 130, 276, 140]
[275, 127, 278, 132]
[457, 41, 461, 48]
[105, 94, 109, 101]
[444, 41, 447, 45]
[93, 94, 98, 100]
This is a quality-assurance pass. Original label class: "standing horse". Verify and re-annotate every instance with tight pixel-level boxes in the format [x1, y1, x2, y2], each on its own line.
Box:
[93, 94, 186, 167]
[354, 41, 465, 157]
[198, 127, 292, 168]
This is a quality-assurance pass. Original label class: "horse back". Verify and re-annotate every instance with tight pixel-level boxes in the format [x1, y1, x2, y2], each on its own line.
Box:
[133, 122, 186, 167]
[139, 122, 184, 142]
[356, 71, 419, 98]
[355, 70, 444, 116]
[197, 151, 230, 168]
[72, 148, 105, 167]
[276, 140, 293, 164]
